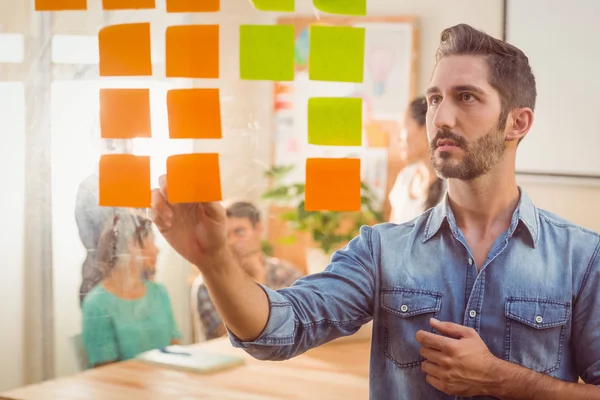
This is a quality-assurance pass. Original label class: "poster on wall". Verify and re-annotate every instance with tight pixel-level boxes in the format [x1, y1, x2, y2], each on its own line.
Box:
[272, 17, 417, 208]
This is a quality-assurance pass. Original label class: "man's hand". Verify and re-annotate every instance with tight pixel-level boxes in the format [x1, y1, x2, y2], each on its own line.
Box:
[150, 175, 230, 270]
[415, 318, 501, 397]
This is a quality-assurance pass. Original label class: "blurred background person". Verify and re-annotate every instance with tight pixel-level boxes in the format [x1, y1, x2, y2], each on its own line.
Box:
[75, 139, 148, 305]
[81, 211, 180, 367]
[388, 96, 446, 224]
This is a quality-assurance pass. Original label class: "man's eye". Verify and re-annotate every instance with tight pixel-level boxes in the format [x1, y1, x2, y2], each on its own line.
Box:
[429, 95, 441, 106]
[460, 93, 476, 102]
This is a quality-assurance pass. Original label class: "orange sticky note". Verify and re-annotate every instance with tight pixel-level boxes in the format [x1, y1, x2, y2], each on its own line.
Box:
[100, 89, 151, 139]
[102, 0, 155, 9]
[166, 25, 219, 78]
[166, 0, 219, 12]
[167, 89, 221, 139]
[166, 154, 222, 203]
[99, 23, 152, 77]
[99, 154, 151, 208]
[35, 0, 86, 10]
[305, 158, 361, 211]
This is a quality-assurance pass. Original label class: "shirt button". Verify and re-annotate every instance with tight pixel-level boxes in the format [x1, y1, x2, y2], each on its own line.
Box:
[535, 315, 543, 324]
[468, 258, 473, 266]
[400, 305, 408, 312]
[469, 310, 477, 318]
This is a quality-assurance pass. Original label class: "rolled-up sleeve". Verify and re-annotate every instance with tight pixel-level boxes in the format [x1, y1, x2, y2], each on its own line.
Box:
[229, 225, 376, 361]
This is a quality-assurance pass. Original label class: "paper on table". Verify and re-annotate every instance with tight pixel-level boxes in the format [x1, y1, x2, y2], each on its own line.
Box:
[308, 97, 362, 146]
[99, 154, 151, 208]
[99, 23, 152, 77]
[136, 346, 245, 374]
[166, 25, 219, 79]
[250, 0, 294, 11]
[35, 0, 86, 10]
[100, 89, 151, 139]
[240, 25, 295, 81]
[309, 25, 365, 83]
[313, 0, 366, 15]
[305, 158, 361, 211]
[102, 0, 155, 9]
[167, 89, 221, 139]
[166, 154, 222, 203]
[166, 0, 219, 12]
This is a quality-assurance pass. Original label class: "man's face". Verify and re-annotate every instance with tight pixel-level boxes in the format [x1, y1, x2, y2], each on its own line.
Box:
[426, 55, 507, 181]
[226, 217, 261, 257]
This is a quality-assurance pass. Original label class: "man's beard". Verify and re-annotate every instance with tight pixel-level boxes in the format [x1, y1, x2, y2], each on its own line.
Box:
[429, 121, 506, 181]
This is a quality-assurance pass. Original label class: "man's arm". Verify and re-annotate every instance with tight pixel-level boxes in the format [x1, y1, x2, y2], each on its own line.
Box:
[487, 360, 600, 400]
[200, 249, 271, 342]
[206, 226, 376, 360]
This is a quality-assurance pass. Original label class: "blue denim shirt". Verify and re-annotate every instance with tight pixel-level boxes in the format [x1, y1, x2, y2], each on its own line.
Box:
[229, 190, 600, 399]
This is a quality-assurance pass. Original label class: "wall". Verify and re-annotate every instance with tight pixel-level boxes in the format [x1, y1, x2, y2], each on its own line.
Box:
[0, 83, 25, 392]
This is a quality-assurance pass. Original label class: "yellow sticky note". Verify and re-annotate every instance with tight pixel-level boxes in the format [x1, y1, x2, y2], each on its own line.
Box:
[100, 89, 151, 139]
[99, 23, 152, 77]
[309, 25, 365, 83]
[99, 154, 151, 208]
[240, 25, 295, 81]
[166, 0, 219, 12]
[35, 0, 86, 10]
[313, 0, 366, 16]
[166, 25, 219, 79]
[250, 0, 294, 11]
[308, 97, 362, 146]
[102, 0, 155, 9]
[305, 158, 361, 211]
[167, 154, 222, 203]
[167, 89, 221, 139]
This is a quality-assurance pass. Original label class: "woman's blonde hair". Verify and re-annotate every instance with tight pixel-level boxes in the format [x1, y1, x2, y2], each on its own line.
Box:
[96, 211, 153, 276]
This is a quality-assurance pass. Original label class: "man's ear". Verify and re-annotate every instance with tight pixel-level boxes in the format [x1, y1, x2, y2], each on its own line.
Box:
[254, 221, 263, 235]
[506, 107, 534, 142]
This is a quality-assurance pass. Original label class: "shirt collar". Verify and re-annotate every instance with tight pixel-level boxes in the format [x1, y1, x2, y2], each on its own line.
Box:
[423, 187, 539, 247]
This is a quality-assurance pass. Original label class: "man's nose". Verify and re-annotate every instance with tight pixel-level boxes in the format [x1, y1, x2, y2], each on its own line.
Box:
[431, 99, 456, 131]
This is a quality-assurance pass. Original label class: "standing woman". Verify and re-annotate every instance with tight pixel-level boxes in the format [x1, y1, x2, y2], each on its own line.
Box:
[388, 96, 446, 224]
[82, 211, 181, 367]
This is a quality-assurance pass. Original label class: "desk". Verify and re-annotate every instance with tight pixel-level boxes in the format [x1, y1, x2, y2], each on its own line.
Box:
[2, 337, 371, 400]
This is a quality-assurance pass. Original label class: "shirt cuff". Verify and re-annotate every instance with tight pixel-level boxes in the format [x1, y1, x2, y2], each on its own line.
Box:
[227, 283, 296, 349]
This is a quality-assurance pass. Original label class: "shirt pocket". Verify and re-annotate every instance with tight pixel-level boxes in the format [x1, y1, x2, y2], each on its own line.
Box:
[504, 297, 570, 374]
[381, 288, 442, 369]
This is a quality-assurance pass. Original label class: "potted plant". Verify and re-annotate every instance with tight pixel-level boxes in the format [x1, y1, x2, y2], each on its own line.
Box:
[262, 164, 385, 275]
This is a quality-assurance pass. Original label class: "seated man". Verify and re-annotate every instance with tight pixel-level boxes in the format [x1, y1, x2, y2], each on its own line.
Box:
[193, 201, 301, 341]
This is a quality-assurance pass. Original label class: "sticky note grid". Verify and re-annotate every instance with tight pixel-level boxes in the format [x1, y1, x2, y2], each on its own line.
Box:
[41, 0, 368, 211]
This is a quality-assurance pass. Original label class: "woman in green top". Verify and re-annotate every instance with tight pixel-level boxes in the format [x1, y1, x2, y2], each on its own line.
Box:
[82, 211, 181, 367]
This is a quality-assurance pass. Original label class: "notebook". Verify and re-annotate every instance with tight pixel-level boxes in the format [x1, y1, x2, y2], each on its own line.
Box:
[136, 345, 245, 374]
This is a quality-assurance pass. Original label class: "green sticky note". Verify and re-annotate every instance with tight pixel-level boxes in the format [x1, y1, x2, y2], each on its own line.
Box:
[309, 25, 365, 83]
[313, 0, 366, 15]
[308, 97, 362, 146]
[250, 0, 294, 11]
[240, 25, 295, 81]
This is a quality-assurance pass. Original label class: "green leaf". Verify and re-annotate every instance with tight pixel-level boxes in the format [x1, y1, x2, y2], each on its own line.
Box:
[276, 235, 297, 245]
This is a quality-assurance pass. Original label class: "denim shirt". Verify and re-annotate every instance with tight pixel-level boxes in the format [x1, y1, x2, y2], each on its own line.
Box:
[229, 190, 600, 399]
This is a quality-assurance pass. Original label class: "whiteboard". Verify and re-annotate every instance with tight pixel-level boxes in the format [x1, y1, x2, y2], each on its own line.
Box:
[507, 0, 600, 177]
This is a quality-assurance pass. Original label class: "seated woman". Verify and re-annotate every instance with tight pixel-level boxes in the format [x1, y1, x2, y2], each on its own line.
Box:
[82, 211, 181, 367]
[389, 96, 446, 224]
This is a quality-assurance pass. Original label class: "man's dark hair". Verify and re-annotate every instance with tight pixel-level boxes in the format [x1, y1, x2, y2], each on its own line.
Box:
[436, 24, 537, 127]
[226, 201, 261, 226]
[408, 96, 428, 127]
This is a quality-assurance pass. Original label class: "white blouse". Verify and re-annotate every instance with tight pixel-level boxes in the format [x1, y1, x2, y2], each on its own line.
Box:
[388, 162, 432, 225]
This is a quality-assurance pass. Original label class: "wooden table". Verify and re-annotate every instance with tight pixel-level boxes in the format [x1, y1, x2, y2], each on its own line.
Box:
[2, 337, 371, 400]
